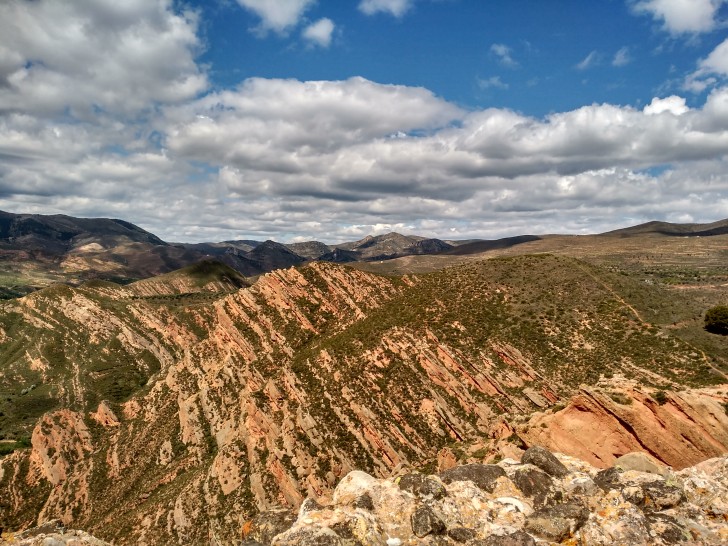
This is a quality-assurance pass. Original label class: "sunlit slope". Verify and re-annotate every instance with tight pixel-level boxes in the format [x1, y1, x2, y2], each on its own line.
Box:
[0, 256, 725, 544]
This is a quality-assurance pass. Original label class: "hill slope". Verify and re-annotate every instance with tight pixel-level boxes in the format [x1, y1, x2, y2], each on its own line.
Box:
[604, 218, 728, 237]
[0, 210, 166, 250]
[0, 256, 726, 544]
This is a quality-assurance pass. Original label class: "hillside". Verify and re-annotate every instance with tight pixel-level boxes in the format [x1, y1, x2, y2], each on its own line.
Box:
[0, 255, 726, 544]
[2, 210, 728, 300]
[604, 218, 728, 237]
[0, 211, 166, 250]
[128, 260, 250, 297]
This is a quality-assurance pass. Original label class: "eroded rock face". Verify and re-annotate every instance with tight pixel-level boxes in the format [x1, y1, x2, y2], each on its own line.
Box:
[519, 386, 728, 470]
[438, 464, 506, 493]
[264, 450, 728, 546]
[1, 258, 727, 545]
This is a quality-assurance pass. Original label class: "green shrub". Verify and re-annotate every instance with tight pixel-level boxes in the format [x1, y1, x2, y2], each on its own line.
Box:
[705, 305, 728, 335]
[609, 392, 633, 405]
[653, 390, 668, 405]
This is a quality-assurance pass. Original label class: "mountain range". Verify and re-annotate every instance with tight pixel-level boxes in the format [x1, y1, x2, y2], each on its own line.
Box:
[0, 210, 467, 298]
[0, 211, 726, 544]
[3, 210, 728, 300]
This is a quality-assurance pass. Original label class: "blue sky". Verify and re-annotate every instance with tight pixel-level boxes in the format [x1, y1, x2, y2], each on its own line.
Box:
[1, 0, 728, 242]
[195, 0, 725, 116]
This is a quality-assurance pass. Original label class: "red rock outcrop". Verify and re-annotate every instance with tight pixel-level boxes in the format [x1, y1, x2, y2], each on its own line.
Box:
[519, 385, 728, 469]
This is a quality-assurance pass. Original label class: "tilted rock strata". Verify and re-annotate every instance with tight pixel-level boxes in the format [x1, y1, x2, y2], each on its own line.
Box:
[519, 385, 728, 469]
[255, 449, 728, 545]
[0, 257, 726, 544]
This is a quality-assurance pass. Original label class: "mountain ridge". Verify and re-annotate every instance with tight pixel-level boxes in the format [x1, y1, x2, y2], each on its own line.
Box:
[603, 218, 728, 237]
[0, 253, 726, 544]
[3, 209, 728, 300]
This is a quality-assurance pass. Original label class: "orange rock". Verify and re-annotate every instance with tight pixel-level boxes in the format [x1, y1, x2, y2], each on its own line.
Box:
[519, 386, 728, 469]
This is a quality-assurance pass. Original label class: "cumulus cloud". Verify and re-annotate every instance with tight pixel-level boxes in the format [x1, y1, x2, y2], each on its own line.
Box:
[302, 18, 335, 48]
[576, 51, 600, 70]
[5, 70, 728, 241]
[490, 44, 518, 67]
[2, 4, 728, 242]
[236, 0, 316, 34]
[685, 38, 728, 92]
[359, 0, 414, 18]
[644, 95, 690, 115]
[612, 46, 632, 67]
[160, 79, 728, 219]
[702, 38, 728, 74]
[0, 0, 207, 117]
[631, 0, 727, 34]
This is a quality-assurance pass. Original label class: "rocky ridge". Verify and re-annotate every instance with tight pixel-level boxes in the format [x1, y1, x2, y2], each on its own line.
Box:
[0, 256, 726, 544]
[5, 448, 727, 545]
[518, 383, 728, 470]
[244, 447, 728, 546]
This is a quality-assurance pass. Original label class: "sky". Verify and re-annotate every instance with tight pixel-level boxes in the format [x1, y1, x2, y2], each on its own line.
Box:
[2, 0, 728, 243]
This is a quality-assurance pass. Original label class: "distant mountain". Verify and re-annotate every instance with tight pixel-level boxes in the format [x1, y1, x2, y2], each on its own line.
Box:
[603, 218, 728, 237]
[444, 235, 542, 255]
[3, 210, 727, 298]
[0, 211, 309, 287]
[181, 240, 261, 256]
[284, 240, 332, 260]
[318, 248, 361, 263]
[221, 239, 263, 252]
[0, 210, 166, 253]
[246, 240, 306, 271]
[0, 210, 205, 292]
[335, 232, 427, 260]
[405, 237, 453, 254]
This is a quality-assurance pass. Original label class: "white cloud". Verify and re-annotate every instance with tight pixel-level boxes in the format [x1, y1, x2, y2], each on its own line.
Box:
[6, 75, 728, 242]
[631, 0, 727, 34]
[576, 51, 599, 70]
[0, 0, 206, 117]
[477, 76, 509, 90]
[643, 95, 690, 115]
[702, 37, 728, 74]
[236, 0, 316, 33]
[1, 0, 728, 244]
[5, 60, 728, 243]
[164, 77, 462, 159]
[302, 18, 335, 48]
[612, 46, 632, 67]
[359, 0, 414, 17]
[162, 79, 728, 205]
[685, 38, 728, 92]
[490, 44, 518, 67]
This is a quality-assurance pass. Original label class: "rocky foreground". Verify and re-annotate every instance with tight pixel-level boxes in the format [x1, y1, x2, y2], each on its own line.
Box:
[5, 447, 726, 546]
[252, 447, 728, 545]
